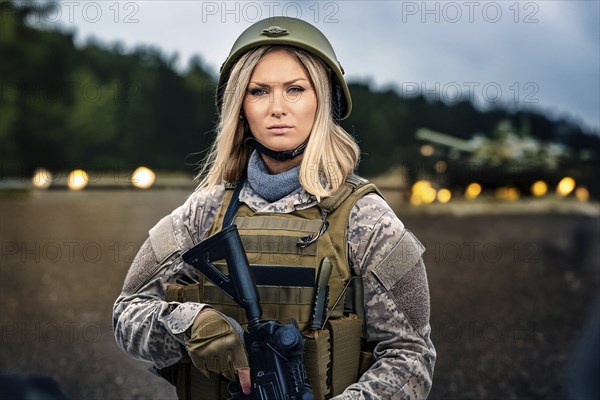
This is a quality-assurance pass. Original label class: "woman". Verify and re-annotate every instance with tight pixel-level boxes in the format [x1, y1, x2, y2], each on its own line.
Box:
[113, 17, 436, 399]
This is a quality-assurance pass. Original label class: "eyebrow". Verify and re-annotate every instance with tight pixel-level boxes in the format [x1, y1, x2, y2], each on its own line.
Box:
[249, 78, 308, 87]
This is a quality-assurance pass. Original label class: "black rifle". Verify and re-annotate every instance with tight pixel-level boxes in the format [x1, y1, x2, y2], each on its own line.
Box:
[182, 224, 314, 400]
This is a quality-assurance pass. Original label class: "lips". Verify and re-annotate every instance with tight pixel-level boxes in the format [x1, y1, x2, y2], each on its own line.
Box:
[267, 125, 292, 134]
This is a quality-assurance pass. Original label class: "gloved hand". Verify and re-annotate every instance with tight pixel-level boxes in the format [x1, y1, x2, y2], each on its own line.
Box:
[186, 308, 250, 384]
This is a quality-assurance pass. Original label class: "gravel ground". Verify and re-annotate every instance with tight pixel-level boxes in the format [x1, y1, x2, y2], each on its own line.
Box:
[1, 189, 598, 400]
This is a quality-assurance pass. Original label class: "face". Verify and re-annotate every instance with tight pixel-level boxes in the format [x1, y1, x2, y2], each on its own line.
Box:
[243, 49, 317, 155]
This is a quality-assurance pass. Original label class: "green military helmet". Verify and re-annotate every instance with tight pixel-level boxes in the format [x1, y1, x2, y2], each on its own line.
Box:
[217, 16, 352, 120]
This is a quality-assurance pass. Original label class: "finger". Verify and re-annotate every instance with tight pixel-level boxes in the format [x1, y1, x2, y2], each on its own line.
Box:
[236, 367, 252, 395]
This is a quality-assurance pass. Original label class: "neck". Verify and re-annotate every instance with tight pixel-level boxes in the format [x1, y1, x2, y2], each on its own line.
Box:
[260, 153, 303, 174]
[246, 150, 302, 202]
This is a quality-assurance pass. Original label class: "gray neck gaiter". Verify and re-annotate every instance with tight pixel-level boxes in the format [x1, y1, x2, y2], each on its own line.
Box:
[247, 150, 302, 202]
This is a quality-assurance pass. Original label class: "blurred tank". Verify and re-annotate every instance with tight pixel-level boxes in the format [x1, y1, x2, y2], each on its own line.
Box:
[415, 120, 596, 198]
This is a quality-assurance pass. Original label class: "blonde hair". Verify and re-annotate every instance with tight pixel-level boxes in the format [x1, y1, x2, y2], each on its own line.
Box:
[196, 45, 360, 198]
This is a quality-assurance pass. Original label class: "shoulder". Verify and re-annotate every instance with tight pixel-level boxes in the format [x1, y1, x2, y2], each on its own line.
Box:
[347, 190, 417, 273]
[167, 184, 227, 250]
[181, 184, 227, 216]
[335, 175, 406, 244]
[348, 193, 405, 242]
[343, 174, 402, 232]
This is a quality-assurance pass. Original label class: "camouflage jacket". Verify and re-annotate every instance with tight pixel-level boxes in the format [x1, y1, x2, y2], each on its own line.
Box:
[113, 182, 436, 399]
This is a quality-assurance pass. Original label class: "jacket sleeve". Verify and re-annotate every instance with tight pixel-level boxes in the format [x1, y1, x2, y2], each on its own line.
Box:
[112, 186, 225, 368]
[333, 194, 436, 399]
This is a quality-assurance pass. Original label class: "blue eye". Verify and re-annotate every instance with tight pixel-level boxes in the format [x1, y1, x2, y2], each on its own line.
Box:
[248, 88, 267, 96]
[288, 86, 305, 93]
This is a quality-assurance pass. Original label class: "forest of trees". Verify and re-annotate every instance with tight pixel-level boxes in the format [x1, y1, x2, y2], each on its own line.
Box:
[1, 1, 598, 194]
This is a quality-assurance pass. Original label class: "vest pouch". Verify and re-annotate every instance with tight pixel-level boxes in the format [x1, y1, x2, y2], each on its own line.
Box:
[165, 283, 184, 302]
[327, 314, 362, 397]
[303, 329, 331, 400]
[357, 351, 374, 378]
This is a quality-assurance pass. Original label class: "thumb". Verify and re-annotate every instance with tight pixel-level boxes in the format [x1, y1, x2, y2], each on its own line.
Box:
[236, 367, 252, 395]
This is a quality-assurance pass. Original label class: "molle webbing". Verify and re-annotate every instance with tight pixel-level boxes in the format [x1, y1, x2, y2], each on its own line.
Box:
[172, 282, 315, 329]
[319, 174, 370, 213]
[235, 216, 323, 232]
[199, 176, 381, 329]
[291, 315, 362, 399]
[304, 329, 331, 399]
[241, 234, 318, 256]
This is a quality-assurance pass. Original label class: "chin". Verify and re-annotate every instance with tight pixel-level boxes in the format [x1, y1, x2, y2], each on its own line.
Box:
[264, 140, 298, 152]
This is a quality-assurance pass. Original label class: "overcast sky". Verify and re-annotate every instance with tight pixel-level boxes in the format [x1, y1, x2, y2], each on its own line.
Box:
[37, 0, 600, 133]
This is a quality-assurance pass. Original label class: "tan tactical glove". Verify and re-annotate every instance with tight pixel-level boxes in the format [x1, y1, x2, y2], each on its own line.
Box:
[186, 308, 250, 382]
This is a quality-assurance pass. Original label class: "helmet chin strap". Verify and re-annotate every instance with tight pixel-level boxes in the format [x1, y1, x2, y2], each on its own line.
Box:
[245, 137, 308, 162]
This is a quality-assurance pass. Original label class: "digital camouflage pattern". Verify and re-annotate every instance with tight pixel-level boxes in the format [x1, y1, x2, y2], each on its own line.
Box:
[113, 182, 436, 399]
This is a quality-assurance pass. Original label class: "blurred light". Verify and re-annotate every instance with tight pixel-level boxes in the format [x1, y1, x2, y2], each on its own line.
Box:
[412, 180, 431, 195]
[465, 183, 482, 200]
[556, 177, 576, 197]
[437, 188, 452, 203]
[495, 186, 520, 201]
[575, 186, 589, 202]
[32, 168, 52, 190]
[531, 180, 548, 197]
[68, 169, 89, 191]
[434, 160, 447, 174]
[510, 188, 520, 201]
[131, 166, 156, 189]
[422, 187, 437, 204]
[411, 180, 435, 205]
[410, 193, 423, 206]
[420, 144, 434, 157]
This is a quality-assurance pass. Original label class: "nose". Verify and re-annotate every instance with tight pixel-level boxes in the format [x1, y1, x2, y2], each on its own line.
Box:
[270, 86, 287, 117]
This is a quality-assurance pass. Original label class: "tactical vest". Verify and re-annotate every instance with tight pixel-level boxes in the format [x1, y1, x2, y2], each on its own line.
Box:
[160, 175, 381, 400]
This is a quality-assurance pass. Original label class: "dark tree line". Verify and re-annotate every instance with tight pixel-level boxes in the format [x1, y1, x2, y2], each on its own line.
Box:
[1, 1, 216, 176]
